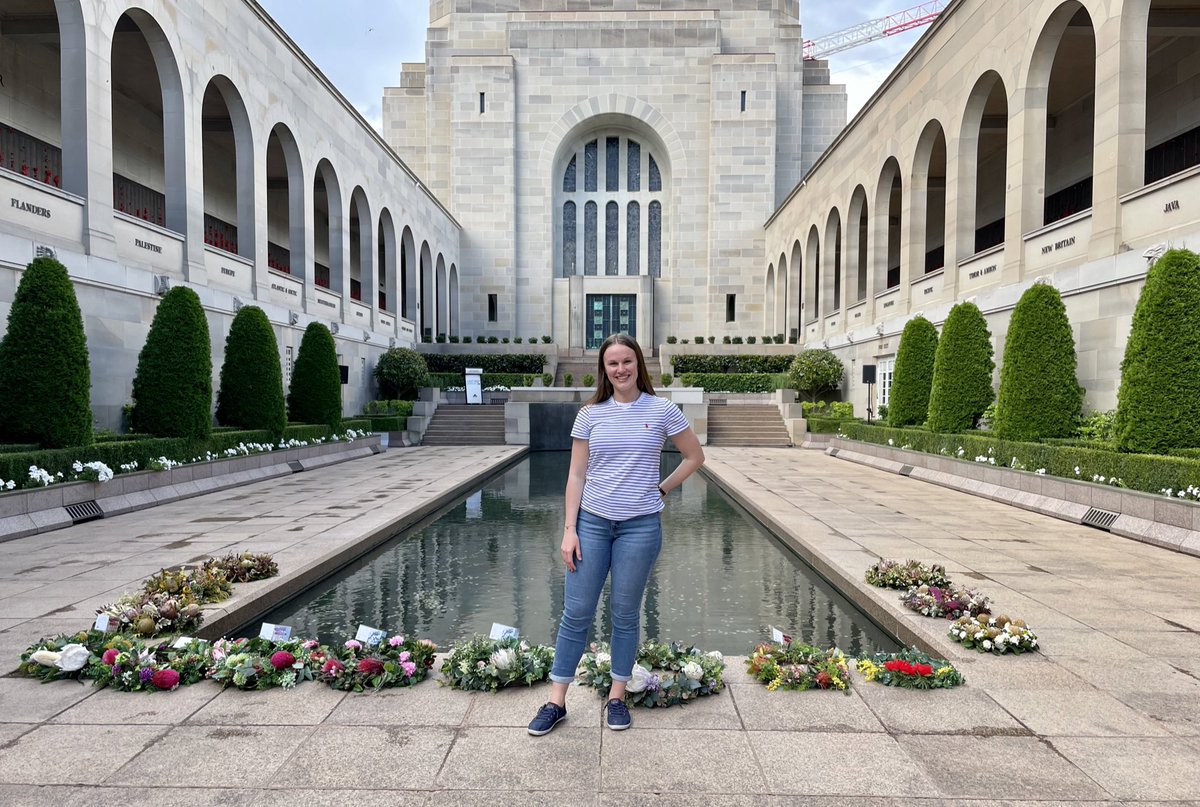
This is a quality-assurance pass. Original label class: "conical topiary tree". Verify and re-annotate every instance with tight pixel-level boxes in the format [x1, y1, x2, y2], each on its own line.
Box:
[1114, 248, 1200, 453]
[887, 315, 938, 427]
[216, 306, 286, 438]
[131, 286, 212, 440]
[994, 282, 1083, 441]
[287, 322, 342, 431]
[926, 301, 994, 433]
[0, 257, 92, 448]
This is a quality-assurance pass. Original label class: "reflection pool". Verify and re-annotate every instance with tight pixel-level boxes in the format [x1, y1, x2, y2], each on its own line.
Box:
[247, 452, 899, 655]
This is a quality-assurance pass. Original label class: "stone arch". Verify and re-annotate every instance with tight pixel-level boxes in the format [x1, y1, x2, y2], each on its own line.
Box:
[912, 119, 948, 274]
[435, 253, 448, 338]
[200, 75, 255, 259]
[765, 263, 777, 335]
[1140, 0, 1200, 185]
[312, 158, 343, 291]
[824, 207, 842, 313]
[109, 8, 188, 233]
[348, 185, 372, 303]
[789, 239, 803, 336]
[804, 225, 821, 323]
[874, 157, 904, 291]
[1023, 1, 1098, 228]
[420, 240, 434, 338]
[448, 263, 459, 337]
[378, 208, 397, 313]
[847, 185, 869, 303]
[957, 71, 1009, 257]
[265, 123, 304, 278]
[774, 251, 788, 336]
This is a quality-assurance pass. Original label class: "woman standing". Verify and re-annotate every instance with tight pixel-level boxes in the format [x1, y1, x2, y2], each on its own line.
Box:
[528, 333, 705, 735]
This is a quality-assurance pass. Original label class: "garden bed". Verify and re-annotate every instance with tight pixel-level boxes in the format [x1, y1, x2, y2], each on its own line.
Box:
[0, 434, 382, 542]
[828, 435, 1200, 558]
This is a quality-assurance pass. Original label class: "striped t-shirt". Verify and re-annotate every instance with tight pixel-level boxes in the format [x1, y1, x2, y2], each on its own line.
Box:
[570, 392, 691, 521]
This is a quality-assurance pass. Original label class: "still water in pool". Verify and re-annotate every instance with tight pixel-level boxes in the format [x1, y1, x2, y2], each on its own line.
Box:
[249, 452, 899, 655]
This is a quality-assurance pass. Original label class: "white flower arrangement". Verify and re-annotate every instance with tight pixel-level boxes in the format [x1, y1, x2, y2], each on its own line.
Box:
[71, 460, 114, 483]
[0, 479, 16, 491]
[27, 466, 62, 487]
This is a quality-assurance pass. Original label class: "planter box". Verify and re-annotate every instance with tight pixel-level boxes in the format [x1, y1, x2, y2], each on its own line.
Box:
[0, 434, 382, 543]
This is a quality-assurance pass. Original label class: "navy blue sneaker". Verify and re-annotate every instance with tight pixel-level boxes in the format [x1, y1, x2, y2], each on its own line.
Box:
[527, 702, 567, 736]
[605, 697, 631, 730]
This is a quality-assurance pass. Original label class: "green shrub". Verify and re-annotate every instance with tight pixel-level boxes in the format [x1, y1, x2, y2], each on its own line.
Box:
[131, 287, 212, 440]
[528, 336, 537, 344]
[435, 333, 446, 343]
[774, 334, 785, 344]
[695, 336, 705, 344]
[374, 348, 430, 399]
[462, 336, 472, 343]
[287, 322, 341, 431]
[283, 423, 332, 443]
[839, 421, 1200, 500]
[672, 355, 794, 374]
[487, 336, 499, 344]
[341, 418, 372, 432]
[661, 372, 673, 387]
[541, 335, 553, 343]
[1077, 409, 1115, 443]
[501, 337, 510, 344]
[513, 337, 522, 344]
[363, 400, 414, 418]
[994, 283, 1083, 441]
[746, 336, 756, 344]
[0, 437, 190, 485]
[215, 306, 286, 439]
[678, 373, 774, 393]
[888, 315, 938, 428]
[666, 336, 677, 344]
[707, 336, 715, 344]
[723, 335, 732, 344]
[542, 372, 553, 387]
[789, 349, 844, 402]
[926, 301, 994, 433]
[582, 373, 595, 387]
[449, 335, 460, 343]
[877, 404, 889, 421]
[367, 415, 406, 432]
[424, 354, 545, 374]
[803, 401, 854, 418]
[807, 416, 859, 434]
[564, 373, 574, 387]
[0, 256, 92, 448]
[1114, 249, 1200, 453]
[732, 336, 744, 344]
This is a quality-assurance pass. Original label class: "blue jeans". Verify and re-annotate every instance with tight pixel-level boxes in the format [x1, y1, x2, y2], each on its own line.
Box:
[549, 508, 662, 684]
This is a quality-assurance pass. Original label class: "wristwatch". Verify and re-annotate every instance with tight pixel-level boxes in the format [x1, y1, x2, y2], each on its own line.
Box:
[658, 485, 667, 498]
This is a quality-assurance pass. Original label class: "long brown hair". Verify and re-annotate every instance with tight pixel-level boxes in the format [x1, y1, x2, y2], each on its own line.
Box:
[586, 333, 656, 405]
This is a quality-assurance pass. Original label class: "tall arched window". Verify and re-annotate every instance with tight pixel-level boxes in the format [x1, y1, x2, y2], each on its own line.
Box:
[557, 133, 666, 278]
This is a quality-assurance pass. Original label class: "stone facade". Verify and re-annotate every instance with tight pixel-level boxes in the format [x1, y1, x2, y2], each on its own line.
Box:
[0, 0, 461, 428]
[384, 0, 847, 351]
[764, 0, 1200, 415]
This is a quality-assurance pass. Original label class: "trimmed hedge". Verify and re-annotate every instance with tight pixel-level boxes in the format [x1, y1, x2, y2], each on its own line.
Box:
[888, 315, 938, 428]
[427, 372, 538, 389]
[994, 283, 1082, 441]
[0, 257, 92, 448]
[1114, 249, 1200, 453]
[363, 400, 414, 418]
[807, 416, 859, 434]
[840, 422, 1200, 498]
[288, 323, 342, 431]
[679, 373, 775, 393]
[926, 301, 994, 433]
[132, 286, 212, 441]
[424, 354, 545, 374]
[367, 416, 406, 432]
[216, 306, 287, 439]
[671, 355, 794, 374]
[342, 418, 372, 432]
[374, 348, 429, 399]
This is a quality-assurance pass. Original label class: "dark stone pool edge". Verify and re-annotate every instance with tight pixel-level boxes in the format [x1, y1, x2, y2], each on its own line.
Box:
[700, 460, 957, 661]
[196, 447, 529, 642]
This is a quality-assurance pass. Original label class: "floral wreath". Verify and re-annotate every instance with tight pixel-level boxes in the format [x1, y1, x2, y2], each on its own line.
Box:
[207, 637, 323, 690]
[949, 614, 1038, 654]
[439, 636, 555, 692]
[319, 635, 439, 692]
[865, 558, 949, 590]
[901, 584, 991, 620]
[745, 641, 849, 693]
[578, 640, 726, 707]
[855, 648, 964, 688]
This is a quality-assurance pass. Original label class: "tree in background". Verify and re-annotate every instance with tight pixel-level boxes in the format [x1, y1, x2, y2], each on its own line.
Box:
[131, 287, 212, 441]
[1114, 248, 1200, 453]
[789, 348, 845, 402]
[994, 282, 1083, 441]
[216, 306, 286, 438]
[374, 347, 429, 399]
[287, 322, 342, 431]
[0, 257, 92, 448]
[926, 301, 994, 433]
[887, 315, 939, 427]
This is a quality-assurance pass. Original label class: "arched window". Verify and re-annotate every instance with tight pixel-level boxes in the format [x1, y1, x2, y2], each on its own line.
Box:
[556, 133, 667, 278]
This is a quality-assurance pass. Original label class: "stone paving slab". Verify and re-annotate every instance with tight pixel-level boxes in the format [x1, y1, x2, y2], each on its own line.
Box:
[2, 446, 1200, 801]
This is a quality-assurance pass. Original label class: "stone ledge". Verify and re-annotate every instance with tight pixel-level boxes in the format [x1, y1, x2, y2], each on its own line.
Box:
[828, 438, 1200, 559]
[0, 435, 383, 543]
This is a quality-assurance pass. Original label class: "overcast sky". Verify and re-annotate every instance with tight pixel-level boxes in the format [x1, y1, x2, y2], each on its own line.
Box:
[257, 0, 925, 132]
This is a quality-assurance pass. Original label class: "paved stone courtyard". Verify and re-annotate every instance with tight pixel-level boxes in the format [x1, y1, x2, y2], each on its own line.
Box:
[1, 445, 1198, 805]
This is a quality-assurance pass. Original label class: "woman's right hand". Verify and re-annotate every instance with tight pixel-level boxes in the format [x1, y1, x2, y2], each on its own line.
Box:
[560, 528, 581, 572]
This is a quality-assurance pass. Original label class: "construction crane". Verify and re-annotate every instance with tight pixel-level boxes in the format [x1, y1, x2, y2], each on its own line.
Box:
[803, 1, 949, 60]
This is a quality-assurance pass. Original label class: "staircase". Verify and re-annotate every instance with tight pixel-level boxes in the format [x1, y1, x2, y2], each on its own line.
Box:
[420, 404, 506, 446]
[706, 403, 792, 447]
[554, 356, 664, 387]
